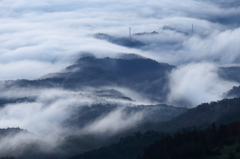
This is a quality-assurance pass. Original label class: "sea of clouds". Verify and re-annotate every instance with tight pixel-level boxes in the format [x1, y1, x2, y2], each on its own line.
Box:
[0, 0, 240, 156]
[0, 0, 239, 79]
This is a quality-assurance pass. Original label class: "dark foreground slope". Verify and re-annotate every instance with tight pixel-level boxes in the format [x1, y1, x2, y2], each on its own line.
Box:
[69, 131, 164, 159]
[70, 121, 240, 159]
[139, 121, 240, 159]
[143, 97, 240, 132]
[70, 97, 240, 159]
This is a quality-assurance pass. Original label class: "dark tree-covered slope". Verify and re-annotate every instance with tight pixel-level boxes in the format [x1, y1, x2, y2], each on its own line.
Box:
[69, 131, 164, 159]
[69, 121, 240, 159]
[68, 97, 240, 159]
[139, 97, 240, 132]
[138, 121, 240, 159]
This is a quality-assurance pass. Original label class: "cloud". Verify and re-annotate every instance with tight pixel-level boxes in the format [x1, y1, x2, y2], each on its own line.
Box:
[177, 27, 240, 65]
[0, 60, 67, 80]
[0, 87, 144, 135]
[0, 89, 80, 136]
[0, 0, 239, 132]
[0, 131, 58, 157]
[0, 87, 147, 157]
[81, 108, 144, 135]
[167, 63, 238, 107]
[0, 0, 239, 79]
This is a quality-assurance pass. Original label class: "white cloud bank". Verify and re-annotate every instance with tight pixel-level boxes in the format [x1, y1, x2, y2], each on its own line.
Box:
[0, 0, 239, 79]
[167, 63, 238, 107]
[0, 0, 238, 122]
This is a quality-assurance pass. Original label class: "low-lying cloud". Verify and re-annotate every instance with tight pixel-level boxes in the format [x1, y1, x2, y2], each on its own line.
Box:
[0, 88, 139, 134]
[0, 87, 147, 156]
[81, 108, 144, 135]
[167, 63, 238, 107]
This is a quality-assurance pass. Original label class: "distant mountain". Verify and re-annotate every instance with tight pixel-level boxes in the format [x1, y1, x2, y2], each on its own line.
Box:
[162, 25, 190, 36]
[55, 54, 175, 102]
[0, 97, 35, 107]
[94, 89, 132, 101]
[3, 54, 175, 103]
[94, 33, 145, 48]
[133, 31, 159, 36]
[93, 32, 185, 51]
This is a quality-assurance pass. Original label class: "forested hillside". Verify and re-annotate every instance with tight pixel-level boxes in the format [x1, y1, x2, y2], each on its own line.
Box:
[138, 122, 240, 159]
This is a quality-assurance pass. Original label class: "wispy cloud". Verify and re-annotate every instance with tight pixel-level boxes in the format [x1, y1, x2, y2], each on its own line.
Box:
[81, 108, 144, 135]
[0, 87, 146, 156]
